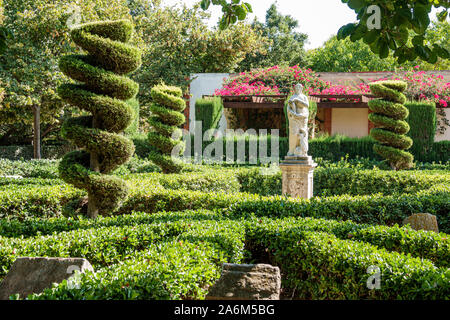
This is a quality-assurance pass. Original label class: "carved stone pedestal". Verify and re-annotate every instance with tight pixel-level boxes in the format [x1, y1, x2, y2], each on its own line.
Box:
[280, 156, 317, 199]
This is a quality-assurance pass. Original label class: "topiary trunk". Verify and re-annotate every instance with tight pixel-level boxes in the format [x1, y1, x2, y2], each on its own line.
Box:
[57, 20, 142, 218]
[148, 84, 186, 173]
[368, 80, 414, 170]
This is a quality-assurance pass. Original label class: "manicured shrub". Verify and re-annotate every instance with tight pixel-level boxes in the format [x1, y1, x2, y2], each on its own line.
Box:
[26, 242, 225, 300]
[237, 166, 450, 197]
[58, 20, 141, 217]
[405, 101, 436, 162]
[246, 222, 449, 299]
[0, 210, 219, 239]
[124, 98, 140, 136]
[0, 159, 59, 179]
[0, 144, 73, 161]
[246, 217, 450, 268]
[0, 221, 186, 277]
[148, 84, 186, 173]
[23, 220, 245, 300]
[426, 141, 450, 163]
[368, 81, 414, 170]
[227, 185, 450, 232]
[195, 97, 223, 137]
[1, 174, 449, 232]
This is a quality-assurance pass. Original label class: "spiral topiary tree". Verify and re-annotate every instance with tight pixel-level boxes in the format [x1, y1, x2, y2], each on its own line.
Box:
[148, 84, 186, 173]
[368, 80, 414, 170]
[58, 20, 142, 218]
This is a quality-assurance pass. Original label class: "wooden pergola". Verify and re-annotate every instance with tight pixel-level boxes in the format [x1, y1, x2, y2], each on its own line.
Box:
[204, 93, 378, 135]
[203, 95, 288, 109]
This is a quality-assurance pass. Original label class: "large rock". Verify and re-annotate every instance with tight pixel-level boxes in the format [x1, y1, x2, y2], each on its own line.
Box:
[206, 263, 281, 300]
[0, 257, 94, 300]
[403, 213, 439, 233]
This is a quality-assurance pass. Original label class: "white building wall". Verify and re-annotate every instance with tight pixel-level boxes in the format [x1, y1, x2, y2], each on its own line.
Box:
[331, 108, 369, 138]
[189, 73, 230, 134]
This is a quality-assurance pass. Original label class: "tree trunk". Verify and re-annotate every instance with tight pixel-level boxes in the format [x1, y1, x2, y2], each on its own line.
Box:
[32, 105, 41, 159]
[87, 117, 100, 219]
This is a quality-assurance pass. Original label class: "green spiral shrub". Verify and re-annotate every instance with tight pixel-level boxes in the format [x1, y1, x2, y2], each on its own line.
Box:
[148, 84, 186, 173]
[58, 20, 142, 218]
[368, 80, 414, 170]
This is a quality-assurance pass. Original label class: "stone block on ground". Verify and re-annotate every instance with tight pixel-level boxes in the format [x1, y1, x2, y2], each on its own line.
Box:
[206, 263, 281, 300]
[402, 213, 439, 233]
[0, 257, 94, 300]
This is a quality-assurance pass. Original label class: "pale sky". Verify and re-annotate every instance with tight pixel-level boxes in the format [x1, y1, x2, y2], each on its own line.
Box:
[163, 0, 441, 50]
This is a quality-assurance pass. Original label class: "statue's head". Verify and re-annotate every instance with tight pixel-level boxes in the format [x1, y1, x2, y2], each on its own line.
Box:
[294, 84, 303, 95]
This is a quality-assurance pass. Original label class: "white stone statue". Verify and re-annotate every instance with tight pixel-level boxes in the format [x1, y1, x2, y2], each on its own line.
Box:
[287, 84, 309, 157]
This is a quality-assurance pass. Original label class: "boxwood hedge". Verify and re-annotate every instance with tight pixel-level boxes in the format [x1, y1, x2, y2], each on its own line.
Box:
[246, 221, 450, 300]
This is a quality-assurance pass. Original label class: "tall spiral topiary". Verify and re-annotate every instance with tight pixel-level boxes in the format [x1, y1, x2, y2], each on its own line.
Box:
[368, 80, 414, 170]
[148, 84, 186, 173]
[58, 20, 142, 218]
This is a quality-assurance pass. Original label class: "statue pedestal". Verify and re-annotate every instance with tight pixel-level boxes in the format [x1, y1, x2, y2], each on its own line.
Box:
[280, 156, 317, 199]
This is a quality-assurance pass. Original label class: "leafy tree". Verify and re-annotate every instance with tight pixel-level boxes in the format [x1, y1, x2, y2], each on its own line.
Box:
[415, 20, 450, 70]
[337, 0, 449, 64]
[237, 3, 308, 71]
[130, 0, 268, 129]
[309, 19, 449, 72]
[204, 0, 449, 63]
[0, 0, 7, 53]
[200, 0, 253, 29]
[0, 0, 131, 155]
[307, 36, 400, 72]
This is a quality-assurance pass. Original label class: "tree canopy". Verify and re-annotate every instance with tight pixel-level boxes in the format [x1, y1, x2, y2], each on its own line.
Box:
[131, 0, 268, 107]
[237, 3, 308, 71]
[308, 19, 449, 72]
[204, 0, 450, 64]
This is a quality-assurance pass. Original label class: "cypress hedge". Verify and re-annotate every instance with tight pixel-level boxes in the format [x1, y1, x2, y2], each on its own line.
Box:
[195, 97, 224, 137]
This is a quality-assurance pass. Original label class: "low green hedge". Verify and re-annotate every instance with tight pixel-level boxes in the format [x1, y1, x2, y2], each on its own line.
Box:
[226, 185, 450, 233]
[0, 210, 219, 238]
[246, 217, 449, 268]
[246, 221, 450, 299]
[3, 209, 448, 300]
[1, 180, 448, 233]
[236, 166, 450, 197]
[23, 219, 246, 300]
[0, 184, 83, 220]
[2, 210, 448, 268]
[26, 241, 225, 300]
[0, 221, 186, 277]
[0, 144, 73, 161]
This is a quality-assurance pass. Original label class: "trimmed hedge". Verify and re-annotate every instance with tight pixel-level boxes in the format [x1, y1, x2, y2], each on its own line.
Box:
[195, 97, 224, 137]
[0, 209, 219, 238]
[0, 145, 73, 161]
[246, 217, 449, 268]
[406, 101, 436, 161]
[23, 219, 245, 300]
[236, 166, 450, 197]
[1, 175, 449, 232]
[2, 210, 448, 268]
[0, 221, 186, 277]
[2, 208, 448, 300]
[246, 221, 449, 299]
